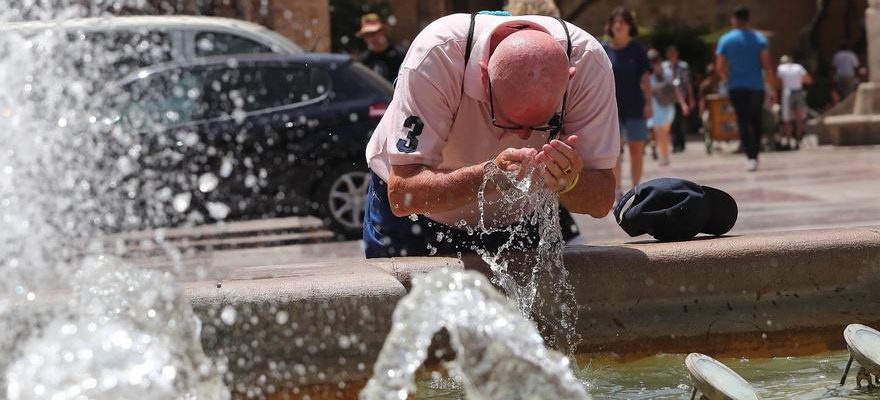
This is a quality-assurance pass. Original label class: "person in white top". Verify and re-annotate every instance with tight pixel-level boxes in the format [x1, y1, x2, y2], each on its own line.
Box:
[776, 55, 812, 149]
[832, 44, 860, 104]
[363, 12, 619, 258]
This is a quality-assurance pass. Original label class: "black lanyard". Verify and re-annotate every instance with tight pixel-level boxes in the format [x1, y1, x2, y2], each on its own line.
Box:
[461, 12, 573, 142]
[464, 12, 572, 67]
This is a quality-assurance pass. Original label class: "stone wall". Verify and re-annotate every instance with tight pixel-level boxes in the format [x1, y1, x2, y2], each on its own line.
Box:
[180, 226, 880, 398]
[214, 0, 332, 52]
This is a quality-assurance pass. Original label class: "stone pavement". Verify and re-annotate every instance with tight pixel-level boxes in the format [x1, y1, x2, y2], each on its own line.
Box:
[578, 143, 880, 243]
[123, 143, 880, 280]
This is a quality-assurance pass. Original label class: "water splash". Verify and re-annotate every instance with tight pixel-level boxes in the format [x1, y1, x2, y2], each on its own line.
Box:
[0, 2, 228, 397]
[475, 163, 581, 352]
[6, 256, 228, 400]
[360, 269, 590, 400]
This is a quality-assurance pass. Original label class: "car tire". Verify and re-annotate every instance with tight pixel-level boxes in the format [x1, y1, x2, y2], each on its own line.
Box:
[316, 159, 371, 240]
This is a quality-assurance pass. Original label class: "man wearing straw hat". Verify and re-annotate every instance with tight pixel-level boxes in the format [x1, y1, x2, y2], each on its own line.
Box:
[356, 13, 405, 83]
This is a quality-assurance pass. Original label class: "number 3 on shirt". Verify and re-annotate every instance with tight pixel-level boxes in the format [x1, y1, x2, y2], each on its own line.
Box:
[396, 116, 423, 153]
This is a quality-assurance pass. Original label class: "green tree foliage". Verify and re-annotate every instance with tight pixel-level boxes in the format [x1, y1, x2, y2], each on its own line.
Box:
[646, 20, 712, 80]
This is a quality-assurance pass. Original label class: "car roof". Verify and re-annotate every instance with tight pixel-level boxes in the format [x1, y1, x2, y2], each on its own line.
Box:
[114, 53, 355, 86]
[4, 15, 270, 33]
[0, 15, 303, 52]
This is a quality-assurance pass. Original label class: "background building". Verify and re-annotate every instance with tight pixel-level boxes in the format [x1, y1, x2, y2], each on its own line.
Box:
[15, 0, 865, 108]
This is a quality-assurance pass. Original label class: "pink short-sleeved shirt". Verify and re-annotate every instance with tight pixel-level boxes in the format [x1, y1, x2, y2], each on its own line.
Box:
[365, 13, 620, 227]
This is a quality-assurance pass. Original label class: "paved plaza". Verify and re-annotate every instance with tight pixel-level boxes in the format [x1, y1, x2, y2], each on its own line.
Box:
[125, 142, 880, 280]
[578, 142, 880, 243]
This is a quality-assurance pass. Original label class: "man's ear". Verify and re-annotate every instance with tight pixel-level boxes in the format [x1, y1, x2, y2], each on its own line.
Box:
[480, 61, 489, 86]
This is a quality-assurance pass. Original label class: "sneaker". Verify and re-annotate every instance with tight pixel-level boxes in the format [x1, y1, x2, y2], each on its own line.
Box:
[745, 159, 758, 172]
[659, 156, 670, 167]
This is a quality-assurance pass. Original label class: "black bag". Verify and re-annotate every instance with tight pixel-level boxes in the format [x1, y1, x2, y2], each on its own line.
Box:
[654, 76, 677, 106]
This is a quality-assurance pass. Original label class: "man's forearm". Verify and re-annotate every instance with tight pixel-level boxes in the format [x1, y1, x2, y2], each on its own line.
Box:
[387, 163, 487, 217]
[560, 168, 615, 217]
[716, 57, 729, 82]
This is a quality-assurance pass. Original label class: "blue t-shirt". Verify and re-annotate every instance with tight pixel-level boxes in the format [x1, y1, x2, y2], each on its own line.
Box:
[603, 41, 650, 120]
[716, 29, 768, 91]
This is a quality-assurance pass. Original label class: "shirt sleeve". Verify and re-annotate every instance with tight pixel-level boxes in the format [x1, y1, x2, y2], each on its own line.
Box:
[563, 47, 621, 170]
[383, 67, 457, 167]
[758, 33, 768, 50]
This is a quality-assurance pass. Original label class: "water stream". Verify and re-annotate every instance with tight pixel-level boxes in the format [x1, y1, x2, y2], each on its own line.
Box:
[474, 162, 581, 352]
[0, 2, 228, 398]
[360, 269, 590, 400]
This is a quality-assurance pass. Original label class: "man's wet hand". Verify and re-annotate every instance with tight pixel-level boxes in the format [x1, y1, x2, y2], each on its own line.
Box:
[493, 147, 538, 180]
[536, 135, 583, 193]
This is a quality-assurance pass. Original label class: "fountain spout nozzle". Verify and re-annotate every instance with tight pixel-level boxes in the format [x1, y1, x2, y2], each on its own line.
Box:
[841, 324, 880, 389]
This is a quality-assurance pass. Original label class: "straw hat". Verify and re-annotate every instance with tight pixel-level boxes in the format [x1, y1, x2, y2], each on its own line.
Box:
[356, 13, 385, 37]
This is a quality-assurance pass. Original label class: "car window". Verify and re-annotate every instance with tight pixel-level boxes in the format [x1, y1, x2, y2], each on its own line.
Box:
[79, 30, 173, 77]
[195, 32, 273, 57]
[120, 68, 208, 126]
[200, 66, 330, 119]
[332, 62, 393, 100]
[119, 64, 330, 126]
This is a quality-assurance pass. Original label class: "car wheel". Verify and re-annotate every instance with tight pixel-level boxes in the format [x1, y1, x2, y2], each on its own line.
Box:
[317, 161, 370, 240]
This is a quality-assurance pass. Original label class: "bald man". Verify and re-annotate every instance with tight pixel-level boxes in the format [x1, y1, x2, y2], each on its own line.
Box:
[363, 13, 619, 258]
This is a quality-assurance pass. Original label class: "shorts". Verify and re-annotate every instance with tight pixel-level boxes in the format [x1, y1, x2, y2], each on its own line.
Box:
[619, 117, 649, 142]
[835, 75, 858, 98]
[649, 98, 675, 128]
[782, 89, 806, 121]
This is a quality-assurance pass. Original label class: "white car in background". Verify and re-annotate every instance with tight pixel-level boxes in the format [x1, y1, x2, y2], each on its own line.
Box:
[1, 15, 303, 70]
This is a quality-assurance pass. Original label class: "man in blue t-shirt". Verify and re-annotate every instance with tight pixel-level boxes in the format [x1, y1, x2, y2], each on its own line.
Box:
[715, 5, 777, 172]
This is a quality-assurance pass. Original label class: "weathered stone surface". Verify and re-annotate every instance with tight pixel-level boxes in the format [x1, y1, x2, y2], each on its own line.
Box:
[817, 2, 880, 146]
[868, 0, 880, 82]
[174, 226, 880, 397]
[365, 256, 463, 288]
[185, 262, 405, 398]
[819, 114, 880, 145]
[854, 82, 880, 113]
[463, 226, 880, 357]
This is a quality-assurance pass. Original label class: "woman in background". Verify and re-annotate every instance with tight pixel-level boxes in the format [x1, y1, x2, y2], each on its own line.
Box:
[603, 7, 652, 199]
[648, 49, 689, 166]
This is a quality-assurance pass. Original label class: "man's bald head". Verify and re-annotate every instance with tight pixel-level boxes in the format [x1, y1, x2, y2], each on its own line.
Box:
[486, 29, 570, 127]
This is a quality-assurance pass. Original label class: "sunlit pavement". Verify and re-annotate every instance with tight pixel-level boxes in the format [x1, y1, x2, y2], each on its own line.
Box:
[131, 139, 880, 280]
[576, 139, 880, 244]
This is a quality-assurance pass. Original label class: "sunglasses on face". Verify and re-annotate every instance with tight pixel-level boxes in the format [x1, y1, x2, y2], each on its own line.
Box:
[487, 74, 567, 143]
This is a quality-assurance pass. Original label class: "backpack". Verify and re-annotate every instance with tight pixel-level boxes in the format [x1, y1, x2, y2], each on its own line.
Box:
[653, 75, 677, 106]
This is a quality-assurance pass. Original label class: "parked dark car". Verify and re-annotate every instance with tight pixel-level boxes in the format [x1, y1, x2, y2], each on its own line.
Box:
[105, 53, 391, 239]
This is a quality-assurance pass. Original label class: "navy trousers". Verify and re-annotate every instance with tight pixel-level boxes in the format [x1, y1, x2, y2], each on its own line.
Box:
[363, 174, 579, 259]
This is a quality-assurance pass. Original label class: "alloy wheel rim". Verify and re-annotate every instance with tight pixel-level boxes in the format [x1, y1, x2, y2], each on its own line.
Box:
[328, 171, 370, 229]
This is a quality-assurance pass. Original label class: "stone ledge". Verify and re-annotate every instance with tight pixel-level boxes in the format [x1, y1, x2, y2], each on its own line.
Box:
[819, 114, 880, 145]
[462, 226, 880, 356]
[184, 261, 407, 397]
[365, 256, 464, 288]
[177, 226, 880, 396]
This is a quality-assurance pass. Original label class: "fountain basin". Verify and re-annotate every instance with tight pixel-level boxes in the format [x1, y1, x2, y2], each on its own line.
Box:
[154, 226, 880, 397]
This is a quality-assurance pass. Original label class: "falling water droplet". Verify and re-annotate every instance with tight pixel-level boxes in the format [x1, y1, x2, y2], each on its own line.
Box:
[198, 173, 219, 193]
[220, 306, 237, 326]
